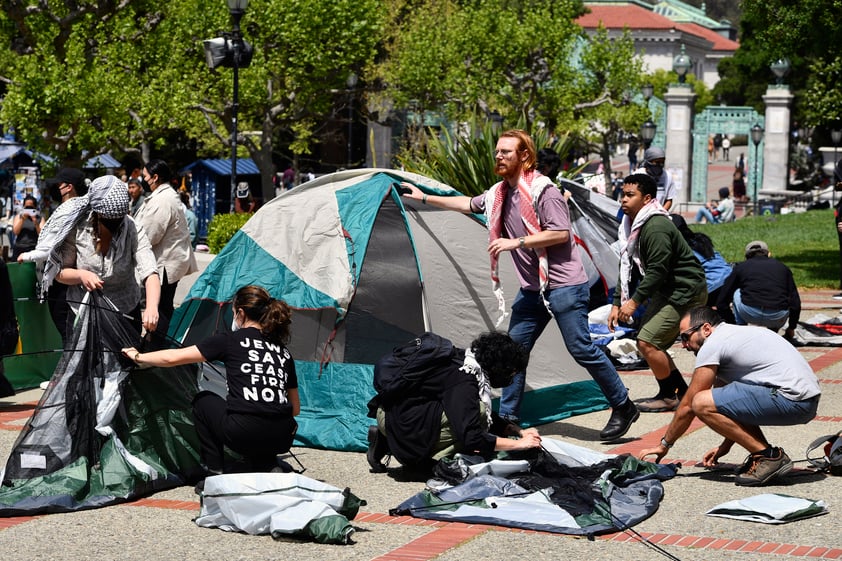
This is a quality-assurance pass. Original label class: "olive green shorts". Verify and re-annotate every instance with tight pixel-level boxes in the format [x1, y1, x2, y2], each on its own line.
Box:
[637, 290, 708, 351]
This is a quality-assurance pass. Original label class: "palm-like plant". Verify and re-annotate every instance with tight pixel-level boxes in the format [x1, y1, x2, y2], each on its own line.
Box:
[398, 118, 579, 195]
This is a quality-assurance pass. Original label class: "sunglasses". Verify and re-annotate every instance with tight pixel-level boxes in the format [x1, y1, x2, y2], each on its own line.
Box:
[679, 323, 705, 343]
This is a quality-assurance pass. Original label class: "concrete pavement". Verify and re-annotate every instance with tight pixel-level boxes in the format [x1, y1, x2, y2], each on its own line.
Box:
[2, 287, 842, 560]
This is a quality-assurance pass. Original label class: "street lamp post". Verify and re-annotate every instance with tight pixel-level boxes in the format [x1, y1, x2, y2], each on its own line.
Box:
[832, 128, 842, 205]
[770, 58, 791, 86]
[346, 73, 358, 168]
[672, 45, 692, 84]
[490, 110, 504, 133]
[640, 120, 656, 149]
[203, 0, 253, 211]
[751, 123, 765, 216]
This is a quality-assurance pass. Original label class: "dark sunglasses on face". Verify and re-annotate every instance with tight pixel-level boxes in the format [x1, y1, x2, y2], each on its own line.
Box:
[679, 323, 705, 343]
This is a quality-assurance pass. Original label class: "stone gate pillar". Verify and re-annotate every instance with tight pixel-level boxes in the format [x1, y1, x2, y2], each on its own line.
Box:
[664, 85, 696, 205]
[761, 86, 794, 191]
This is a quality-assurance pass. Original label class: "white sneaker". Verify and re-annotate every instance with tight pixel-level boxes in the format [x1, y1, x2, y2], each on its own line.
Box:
[39, 380, 49, 390]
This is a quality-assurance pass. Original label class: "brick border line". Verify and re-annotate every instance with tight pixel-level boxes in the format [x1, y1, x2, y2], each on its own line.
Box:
[4, 497, 839, 559]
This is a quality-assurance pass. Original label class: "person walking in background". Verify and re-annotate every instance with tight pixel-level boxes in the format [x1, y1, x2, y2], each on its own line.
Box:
[736, 153, 746, 178]
[180, 191, 199, 248]
[135, 160, 197, 336]
[400, 130, 639, 442]
[636, 147, 676, 211]
[721, 136, 731, 161]
[627, 135, 639, 173]
[716, 240, 800, 338]
[834, 162, 842, 300]
[282, 165, 295, 191]
[638, 306, 820, 487]
[732, 170, 748, 203]
[234, 182, 256, 213]
[127, 178, 146, 217]
[609, 173, 707, 412]
[11, 196, 44, 261]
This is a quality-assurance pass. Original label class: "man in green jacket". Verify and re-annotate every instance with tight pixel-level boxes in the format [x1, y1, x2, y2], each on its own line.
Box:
[608, 173, 707, 412]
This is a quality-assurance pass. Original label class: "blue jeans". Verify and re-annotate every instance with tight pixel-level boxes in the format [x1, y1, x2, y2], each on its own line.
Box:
[713, 382, 819, 426]
[499, 284, 629, 421]
[695, 207, 718, 224]
[733, 289, 788, 331]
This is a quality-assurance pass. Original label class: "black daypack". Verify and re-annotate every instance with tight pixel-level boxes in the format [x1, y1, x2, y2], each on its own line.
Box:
[367, 332, 456, 416]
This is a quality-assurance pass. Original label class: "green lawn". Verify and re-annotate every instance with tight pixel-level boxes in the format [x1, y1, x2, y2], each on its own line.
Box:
[694, 208, 838, 289]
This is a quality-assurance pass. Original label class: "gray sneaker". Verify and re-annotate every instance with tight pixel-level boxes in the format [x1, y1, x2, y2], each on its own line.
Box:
[734, 448, 793, 486]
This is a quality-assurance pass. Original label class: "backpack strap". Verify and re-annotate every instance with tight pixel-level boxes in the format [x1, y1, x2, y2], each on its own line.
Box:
[805, 433, 837, 471]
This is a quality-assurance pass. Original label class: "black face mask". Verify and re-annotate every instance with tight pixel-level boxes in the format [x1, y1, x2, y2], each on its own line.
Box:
[645, 162, 664, 177]
[140, 179, 151, 192]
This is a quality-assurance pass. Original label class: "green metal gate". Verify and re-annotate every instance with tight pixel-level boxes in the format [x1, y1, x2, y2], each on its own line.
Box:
[691, 106, 764, 202]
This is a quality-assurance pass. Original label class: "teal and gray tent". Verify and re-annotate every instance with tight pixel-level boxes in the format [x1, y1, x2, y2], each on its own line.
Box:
[171, 169, 620, 452]
[0, 292, 204, 516]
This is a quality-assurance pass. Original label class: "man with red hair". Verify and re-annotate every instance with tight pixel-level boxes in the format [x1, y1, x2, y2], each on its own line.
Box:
[401, 129, 638, 442]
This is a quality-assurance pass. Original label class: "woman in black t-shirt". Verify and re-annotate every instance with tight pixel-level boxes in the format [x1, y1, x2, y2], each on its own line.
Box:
[123, 285, 299, 475]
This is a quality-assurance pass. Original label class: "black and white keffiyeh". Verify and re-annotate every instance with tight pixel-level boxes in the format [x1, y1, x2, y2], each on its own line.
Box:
[461, 348, 493, 427]
[18, 175, 130, 300]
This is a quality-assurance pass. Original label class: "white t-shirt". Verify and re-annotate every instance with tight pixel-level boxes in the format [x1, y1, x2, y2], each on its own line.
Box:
[635, 166, 676, 206]
[695, 323, 820, 401]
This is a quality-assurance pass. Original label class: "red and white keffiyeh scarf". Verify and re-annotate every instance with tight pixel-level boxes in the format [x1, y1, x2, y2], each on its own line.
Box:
[485, 169, 552, 327]
[617, 199, 670, 304]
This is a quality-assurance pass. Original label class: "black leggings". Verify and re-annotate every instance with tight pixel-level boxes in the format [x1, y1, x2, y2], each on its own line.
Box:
[192, 391, 297, 473]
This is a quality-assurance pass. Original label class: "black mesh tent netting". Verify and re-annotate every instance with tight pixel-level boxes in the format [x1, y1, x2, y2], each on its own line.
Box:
[0, 291, 204, 516]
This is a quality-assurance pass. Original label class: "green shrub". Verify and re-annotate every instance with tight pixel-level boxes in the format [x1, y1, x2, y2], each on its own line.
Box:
[206, 212, 252, 254]
[397, 118, 579, 196]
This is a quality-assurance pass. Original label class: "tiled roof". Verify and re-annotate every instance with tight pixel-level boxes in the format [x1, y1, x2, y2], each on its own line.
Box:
[675, 22, 739, 51]
[578, 4, 679, 30]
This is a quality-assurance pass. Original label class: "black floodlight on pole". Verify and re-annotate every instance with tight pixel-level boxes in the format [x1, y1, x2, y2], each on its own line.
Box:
[227, 0, 249, 212]
[203, 0, 253, 211]
[750, 123, 764, 216]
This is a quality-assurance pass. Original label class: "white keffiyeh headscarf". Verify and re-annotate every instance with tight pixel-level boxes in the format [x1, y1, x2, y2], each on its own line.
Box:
[617, 199, 670, 305]
[17, 175, 130, 300]
[460, 348, 493, 427]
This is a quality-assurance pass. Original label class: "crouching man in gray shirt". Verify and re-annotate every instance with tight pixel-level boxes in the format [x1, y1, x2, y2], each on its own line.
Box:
[638, 306, 820, 487]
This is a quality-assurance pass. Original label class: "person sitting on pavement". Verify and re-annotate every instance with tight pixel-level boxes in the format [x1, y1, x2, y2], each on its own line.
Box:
[366, 331, 541, 477]
[716, 240, 800, 338]
[694, 186, 735, 224]
[639, 306, 820, 487]
[671, 215, 732, 306]
[123, 285, 299, 476]
[609, 173, 707, 413]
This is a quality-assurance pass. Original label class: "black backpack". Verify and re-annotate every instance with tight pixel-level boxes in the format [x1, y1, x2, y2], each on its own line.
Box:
[367, 332, 456, 416]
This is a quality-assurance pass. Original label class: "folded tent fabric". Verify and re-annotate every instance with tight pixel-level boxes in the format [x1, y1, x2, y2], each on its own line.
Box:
[194, 472, 365, 544]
